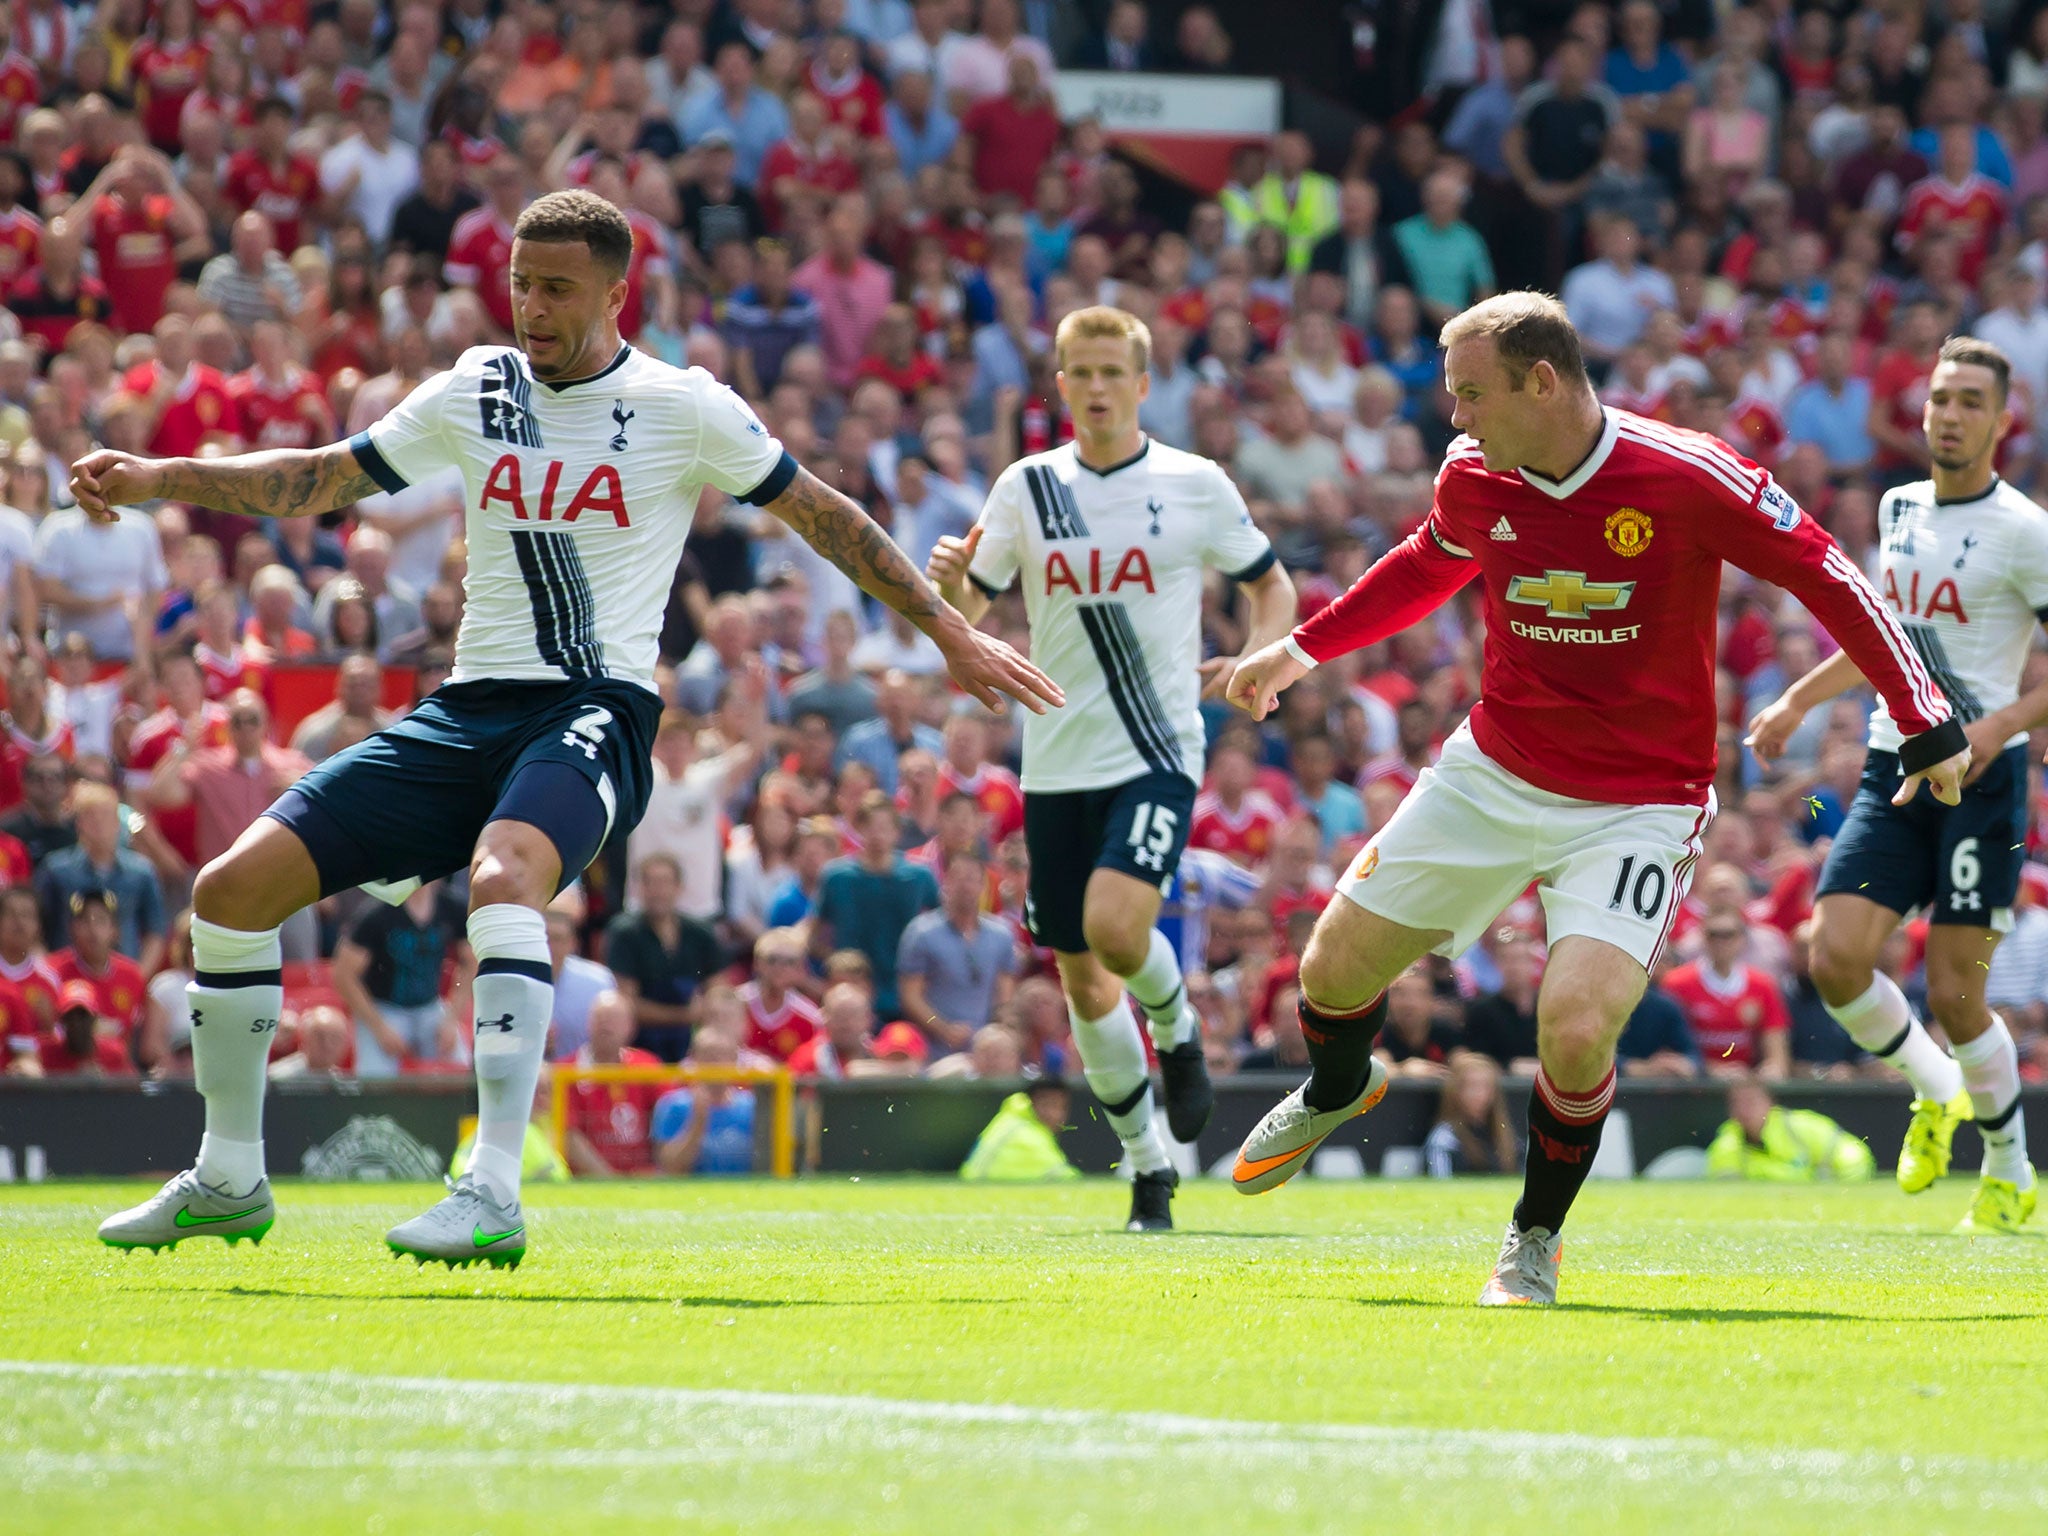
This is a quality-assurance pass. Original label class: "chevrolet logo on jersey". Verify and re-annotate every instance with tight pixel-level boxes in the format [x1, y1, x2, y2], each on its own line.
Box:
[1505, 570, 1637, 619]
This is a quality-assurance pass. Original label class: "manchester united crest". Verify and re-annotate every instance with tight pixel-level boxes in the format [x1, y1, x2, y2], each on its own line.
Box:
[1604, 507, 1653, 557]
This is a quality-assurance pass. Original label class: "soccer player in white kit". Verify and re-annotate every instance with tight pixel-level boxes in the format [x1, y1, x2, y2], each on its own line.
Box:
[1750, 338, 2046, 1235]
[78, 191, 1060, 1266]
[926, 306, 1298, 1230]
[1219, 294, 1969, 1302]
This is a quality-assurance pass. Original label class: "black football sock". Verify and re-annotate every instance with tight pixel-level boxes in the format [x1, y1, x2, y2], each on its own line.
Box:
[1512, 1067, 1615, 1234]
[1299, 989, 1389, 1111]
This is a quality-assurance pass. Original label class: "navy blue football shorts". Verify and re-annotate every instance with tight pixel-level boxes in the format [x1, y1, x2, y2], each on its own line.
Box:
[1816, 742, 2028, 931]
[266, 676, 659, 898]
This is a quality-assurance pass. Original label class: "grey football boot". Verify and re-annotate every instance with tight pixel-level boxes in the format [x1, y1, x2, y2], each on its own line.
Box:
[386, 1173, 526, 1269]
[98, 1168, 276, 1252]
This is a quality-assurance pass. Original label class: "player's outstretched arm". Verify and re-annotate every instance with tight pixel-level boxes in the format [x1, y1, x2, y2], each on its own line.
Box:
[762, 467, 1063, 714]
[1744, 649, 1867, 763]
[70, 442, 382, 525]
[1201, 562, 1298, 703]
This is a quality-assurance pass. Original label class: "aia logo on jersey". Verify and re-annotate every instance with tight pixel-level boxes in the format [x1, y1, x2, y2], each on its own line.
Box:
[1883, 567, 1968, 623]
[1044, 546, 1155, 596]
[480, 453, 632, 526]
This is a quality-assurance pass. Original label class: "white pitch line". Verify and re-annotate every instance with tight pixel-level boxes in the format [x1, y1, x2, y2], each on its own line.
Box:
[5, 1356, 2047, 1502]
[0, 1358, 1687, 1460]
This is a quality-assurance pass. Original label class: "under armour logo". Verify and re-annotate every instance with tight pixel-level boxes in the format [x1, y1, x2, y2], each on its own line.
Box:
[1146, 498, 1164, 536]
[1951, 891, 1983, 911]
[477, 1012, 517, 1033]
[610, 399, 635, 451]
[1954, 532, 1978, 571]
[190, 1007, 204, 1028]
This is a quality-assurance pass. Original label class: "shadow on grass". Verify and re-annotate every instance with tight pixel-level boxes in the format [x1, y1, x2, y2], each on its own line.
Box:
[133, 1285, 1019, 1308]
[1348, 1295, 2047, 1323]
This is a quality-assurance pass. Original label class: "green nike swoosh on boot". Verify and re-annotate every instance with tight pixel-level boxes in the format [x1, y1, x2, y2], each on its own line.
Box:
[173, 1203, 268, 1228]
[472, 1224, 523, 1247]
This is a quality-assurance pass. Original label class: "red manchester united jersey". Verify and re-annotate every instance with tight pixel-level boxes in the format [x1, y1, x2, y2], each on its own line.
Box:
[1291, 410, 1951, 807]
[445, 207, 516, 334]
[737, 981, 821, 1062]
[1662, 960, 1788, 1067]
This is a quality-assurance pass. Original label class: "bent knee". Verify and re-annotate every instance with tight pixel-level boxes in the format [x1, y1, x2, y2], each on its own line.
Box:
[1080, 912, 1150, 977]
[191, 858, 277, 931]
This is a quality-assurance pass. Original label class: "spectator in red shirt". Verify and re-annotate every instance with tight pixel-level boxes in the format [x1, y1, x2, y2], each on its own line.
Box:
[807, 31, 886, 139]
[54, 144, 208, 337]
[443, 155, 525, 339]
[231, 317, 337, 452]
[852, 303, 945, 402]
[144, 688, 311, 868]
[1866, 298, 1943, 483]
[961, 54, 1062, 204]
[563, 989, 665, 1176]
[936, 710, 1024, 844]
[1191, 734, 1284, 867]
[758, 91, 863, 233]
[49, 890, 148, 1062]
[123, 312, 239, 458]
[739, 927, 822, 1062]
[35, 977, 136, 1076]
[1663, 914, 1793, 1079]
[6, 237, 111, 355]
[130, 0, 210, 151]
[223, 96, 321, 256]
[124, 649, 227, 871]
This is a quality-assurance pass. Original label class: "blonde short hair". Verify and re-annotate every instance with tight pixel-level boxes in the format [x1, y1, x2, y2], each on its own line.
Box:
[1055, 305, 1151, 373]
[1438, 291, 1588, 390]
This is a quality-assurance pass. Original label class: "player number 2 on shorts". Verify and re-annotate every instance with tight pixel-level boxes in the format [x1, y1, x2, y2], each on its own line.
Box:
[1126, 803, 1178, 872]
[1607, 854, 1667, 920]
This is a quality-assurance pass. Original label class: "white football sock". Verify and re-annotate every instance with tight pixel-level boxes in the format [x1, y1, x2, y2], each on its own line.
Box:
[190, 917, 283, 1194]
[1824, 974, 1964, 1103]
[1068, 997, 1170, 1174]
[466, 904, 552, 1205]
[1953, 1018, 2034, 1187]
[1123, 928, 1196, 1050]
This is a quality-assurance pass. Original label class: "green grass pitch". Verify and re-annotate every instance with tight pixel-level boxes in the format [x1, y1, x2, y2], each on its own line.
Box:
[3, 1177, 2045, 1535]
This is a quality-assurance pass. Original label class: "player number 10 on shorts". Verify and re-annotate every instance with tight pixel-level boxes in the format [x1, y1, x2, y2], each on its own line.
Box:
[1127, 803, 1178, 873]
[1607, 854, 1668, 920]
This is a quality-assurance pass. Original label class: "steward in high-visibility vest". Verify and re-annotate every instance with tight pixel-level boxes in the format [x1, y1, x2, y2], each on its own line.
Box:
[1707, 1102, 1875, 1182]
[961, 1087, 1081, 1181]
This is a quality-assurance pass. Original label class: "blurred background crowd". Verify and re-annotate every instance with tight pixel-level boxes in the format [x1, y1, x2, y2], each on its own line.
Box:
[1, 0, 2046, 1176]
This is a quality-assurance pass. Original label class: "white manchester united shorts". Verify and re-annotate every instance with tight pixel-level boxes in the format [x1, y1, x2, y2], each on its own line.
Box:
[1335, 723, 1715, 969]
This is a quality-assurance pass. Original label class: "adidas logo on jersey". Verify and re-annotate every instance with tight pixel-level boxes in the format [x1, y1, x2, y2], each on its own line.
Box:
[1490, 517, 1517, 542]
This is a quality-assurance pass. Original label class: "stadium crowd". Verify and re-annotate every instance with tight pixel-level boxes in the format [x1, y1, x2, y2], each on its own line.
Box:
[2, 0, 2048, 1175]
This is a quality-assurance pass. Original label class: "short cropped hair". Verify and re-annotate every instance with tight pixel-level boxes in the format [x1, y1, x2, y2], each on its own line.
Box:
[1439, 291, 1589, 391]
[1936, 335, 2012, 404]
[1055, 304, 1151, 373]
[513, 190, 634, 279]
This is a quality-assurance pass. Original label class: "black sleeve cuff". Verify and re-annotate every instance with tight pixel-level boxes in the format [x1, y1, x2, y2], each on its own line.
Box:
[1225, 547, 1277, 584]
[739, 450, 799, 506]
[968, 572, 1007, 599]
[1897, 715, 1968, 776]
[347, 431, 408, 494]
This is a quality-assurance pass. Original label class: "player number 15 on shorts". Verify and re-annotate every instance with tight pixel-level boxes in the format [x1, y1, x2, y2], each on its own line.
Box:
[1127, 803, 1178, 873]
[1608, 854, 1668, 920]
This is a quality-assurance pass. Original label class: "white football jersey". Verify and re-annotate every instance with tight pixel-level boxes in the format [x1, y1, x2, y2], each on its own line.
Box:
[350, 344, 789, 691]
[968, 439, 1274, 792]
[1870, 476, 2048, 753]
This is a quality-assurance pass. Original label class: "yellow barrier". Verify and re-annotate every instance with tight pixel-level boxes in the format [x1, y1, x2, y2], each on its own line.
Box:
[549, 1063, 796, 1178]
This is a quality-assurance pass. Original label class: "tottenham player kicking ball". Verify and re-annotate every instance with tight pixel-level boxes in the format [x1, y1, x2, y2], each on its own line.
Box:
[1749, 338, 2044, 1236]
[927, 307, 1297, 1231]
[1221, 293, 1968, 1303]
[78, 192, 1060, 1267]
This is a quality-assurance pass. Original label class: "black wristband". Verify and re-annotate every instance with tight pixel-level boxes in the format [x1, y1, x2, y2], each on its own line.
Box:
[1897, 715, 1968, 776]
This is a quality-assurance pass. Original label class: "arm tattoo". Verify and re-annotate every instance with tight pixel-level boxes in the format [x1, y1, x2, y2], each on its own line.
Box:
[765, 467, 945, 626]
[157, 444, 381, 520]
